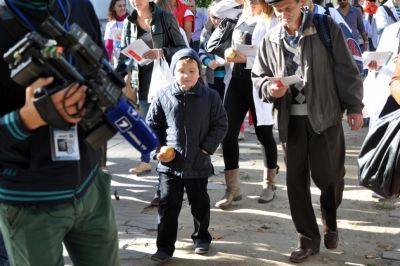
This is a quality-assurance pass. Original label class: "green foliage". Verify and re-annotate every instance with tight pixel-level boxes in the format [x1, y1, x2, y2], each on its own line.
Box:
[373, 201, 396, 210]
[196, 0, 212, 7]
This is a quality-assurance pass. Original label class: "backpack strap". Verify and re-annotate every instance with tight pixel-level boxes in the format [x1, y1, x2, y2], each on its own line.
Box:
[382, 5, 398, 23]
[126, 18, 131, 40]
[313, 13, 333, 55]
[324, 6, 331, 16]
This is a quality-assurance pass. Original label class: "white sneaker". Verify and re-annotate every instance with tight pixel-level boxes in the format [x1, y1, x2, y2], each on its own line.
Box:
[129, 162, 151, 175]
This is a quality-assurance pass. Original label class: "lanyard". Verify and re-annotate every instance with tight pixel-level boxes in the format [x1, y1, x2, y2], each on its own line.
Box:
[5, 0, 70, 31]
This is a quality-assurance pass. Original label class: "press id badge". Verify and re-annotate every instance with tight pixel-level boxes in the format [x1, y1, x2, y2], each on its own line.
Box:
[50, 126, 80, 161]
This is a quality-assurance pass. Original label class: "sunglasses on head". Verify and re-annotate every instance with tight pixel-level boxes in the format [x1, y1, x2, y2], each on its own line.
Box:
[210, 15, 221, 20]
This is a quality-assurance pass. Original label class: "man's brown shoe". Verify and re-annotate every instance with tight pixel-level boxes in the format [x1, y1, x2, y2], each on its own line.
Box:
[324, 230, 338, 249]
[289, 247, 319, 263]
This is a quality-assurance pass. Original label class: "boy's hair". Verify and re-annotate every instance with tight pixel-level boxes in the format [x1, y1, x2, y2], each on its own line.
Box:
[178, 57, 198, 66]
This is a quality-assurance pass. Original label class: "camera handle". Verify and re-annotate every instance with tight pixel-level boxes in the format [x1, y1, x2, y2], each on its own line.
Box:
[33, 88, 73, 131]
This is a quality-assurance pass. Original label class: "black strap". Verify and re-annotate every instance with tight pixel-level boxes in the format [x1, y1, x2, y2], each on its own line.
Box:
[314, 13, 333, 55]
[324, 6, 330, 16]
[160, 12, 174, 47]
[127, 19, 131, 41]
[382, 5, 398, 23]
[33, 89, 72, 130]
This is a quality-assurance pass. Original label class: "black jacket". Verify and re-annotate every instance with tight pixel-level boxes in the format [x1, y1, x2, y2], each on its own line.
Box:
[118, 2, 186, 65]
[146, 82, 228, 178]
[115, 3, 186, 101]
[0, 0, 103, 205]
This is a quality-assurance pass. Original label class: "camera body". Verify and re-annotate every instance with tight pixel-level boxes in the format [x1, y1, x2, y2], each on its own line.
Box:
[4, 17, 158, 152]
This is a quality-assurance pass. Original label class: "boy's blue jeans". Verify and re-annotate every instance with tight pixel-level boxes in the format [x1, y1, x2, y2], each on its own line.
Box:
[156, 173, 212, 256]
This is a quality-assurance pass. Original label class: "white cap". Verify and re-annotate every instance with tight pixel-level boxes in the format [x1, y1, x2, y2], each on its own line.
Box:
[209, 0, 242, 20]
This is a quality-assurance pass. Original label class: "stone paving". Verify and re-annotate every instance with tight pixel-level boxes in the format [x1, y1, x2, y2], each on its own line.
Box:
[65, 122, 400, 265]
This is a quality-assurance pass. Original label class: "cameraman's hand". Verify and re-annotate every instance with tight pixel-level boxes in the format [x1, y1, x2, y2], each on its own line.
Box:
[20, 77, 52, 130]
[51, 82, 87, 123]
[19, 78, 87, 130]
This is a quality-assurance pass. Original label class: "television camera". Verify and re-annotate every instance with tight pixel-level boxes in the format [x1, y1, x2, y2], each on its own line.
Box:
[4, 16, 158, 154]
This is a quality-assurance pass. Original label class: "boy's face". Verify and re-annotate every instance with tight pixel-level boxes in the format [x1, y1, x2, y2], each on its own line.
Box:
[174, 59, 199, 90]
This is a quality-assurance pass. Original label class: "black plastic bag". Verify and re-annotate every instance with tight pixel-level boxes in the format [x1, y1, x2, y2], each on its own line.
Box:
[358, 104, 400, 198]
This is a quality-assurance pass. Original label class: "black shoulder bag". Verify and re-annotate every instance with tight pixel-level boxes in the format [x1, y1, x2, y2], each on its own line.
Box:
[358, 108, 400, 198]
[205, 17, 237, 58]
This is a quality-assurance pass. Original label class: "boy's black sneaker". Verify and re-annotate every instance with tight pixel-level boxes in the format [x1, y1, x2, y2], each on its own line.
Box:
[194, 242, 210, 254]
[151, 250, 171, 263]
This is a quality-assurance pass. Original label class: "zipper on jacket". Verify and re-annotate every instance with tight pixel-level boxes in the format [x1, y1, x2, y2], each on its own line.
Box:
[183, 92, 188, 158]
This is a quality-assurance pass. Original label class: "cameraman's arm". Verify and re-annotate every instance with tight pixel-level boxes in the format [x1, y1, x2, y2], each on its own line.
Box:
[18, 77, 87, 131]
[0, 78, 52, 148]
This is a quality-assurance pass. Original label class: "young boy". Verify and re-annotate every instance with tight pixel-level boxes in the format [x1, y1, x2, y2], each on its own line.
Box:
[146, 48, 228, 263]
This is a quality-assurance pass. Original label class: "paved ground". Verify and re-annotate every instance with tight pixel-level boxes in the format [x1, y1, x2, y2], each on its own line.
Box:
[67, 121, 400, 265]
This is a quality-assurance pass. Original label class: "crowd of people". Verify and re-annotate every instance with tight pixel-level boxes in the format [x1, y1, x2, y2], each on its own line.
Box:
[0, 0, 398, 264]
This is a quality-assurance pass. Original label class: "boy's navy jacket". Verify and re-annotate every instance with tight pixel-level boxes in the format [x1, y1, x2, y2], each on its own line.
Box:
[0, 0, 103, 206]
[146, 82, 228, 178]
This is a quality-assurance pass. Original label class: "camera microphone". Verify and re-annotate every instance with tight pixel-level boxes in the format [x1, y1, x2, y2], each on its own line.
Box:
[105, 98, 158, 154]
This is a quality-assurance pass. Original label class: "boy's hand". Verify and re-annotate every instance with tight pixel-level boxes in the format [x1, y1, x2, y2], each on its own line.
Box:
[157, 145, 176, 163]
[269, 80, 288, 98]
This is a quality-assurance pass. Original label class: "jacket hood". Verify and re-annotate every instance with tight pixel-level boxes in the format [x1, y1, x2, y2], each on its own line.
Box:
[170, 48, 202, 75]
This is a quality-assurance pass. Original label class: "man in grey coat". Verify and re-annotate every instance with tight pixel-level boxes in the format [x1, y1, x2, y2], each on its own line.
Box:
[252, 0, 364, 263]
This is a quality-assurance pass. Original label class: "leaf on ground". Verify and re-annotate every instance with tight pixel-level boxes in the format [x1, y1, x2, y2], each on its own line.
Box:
[141, 205, 157, 213]
[365, 254, 378, 259]
[260, 224, 271, 230]
[377, 243, 394, 251]
[212, 234, 224, 240]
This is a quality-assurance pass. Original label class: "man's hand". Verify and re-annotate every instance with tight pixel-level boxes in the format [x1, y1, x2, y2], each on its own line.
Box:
[347, 113, 363, 131]
[19, 77, 87, 130]
[207, 60, 221, 70]
[225, 49, 246, 64]
[269, 80, 288, 98]
[143, 49, 163, 60]
[367, 60, 378, 70]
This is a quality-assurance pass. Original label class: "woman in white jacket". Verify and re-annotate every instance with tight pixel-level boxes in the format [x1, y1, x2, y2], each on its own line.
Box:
[215, 0, 279, 209]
